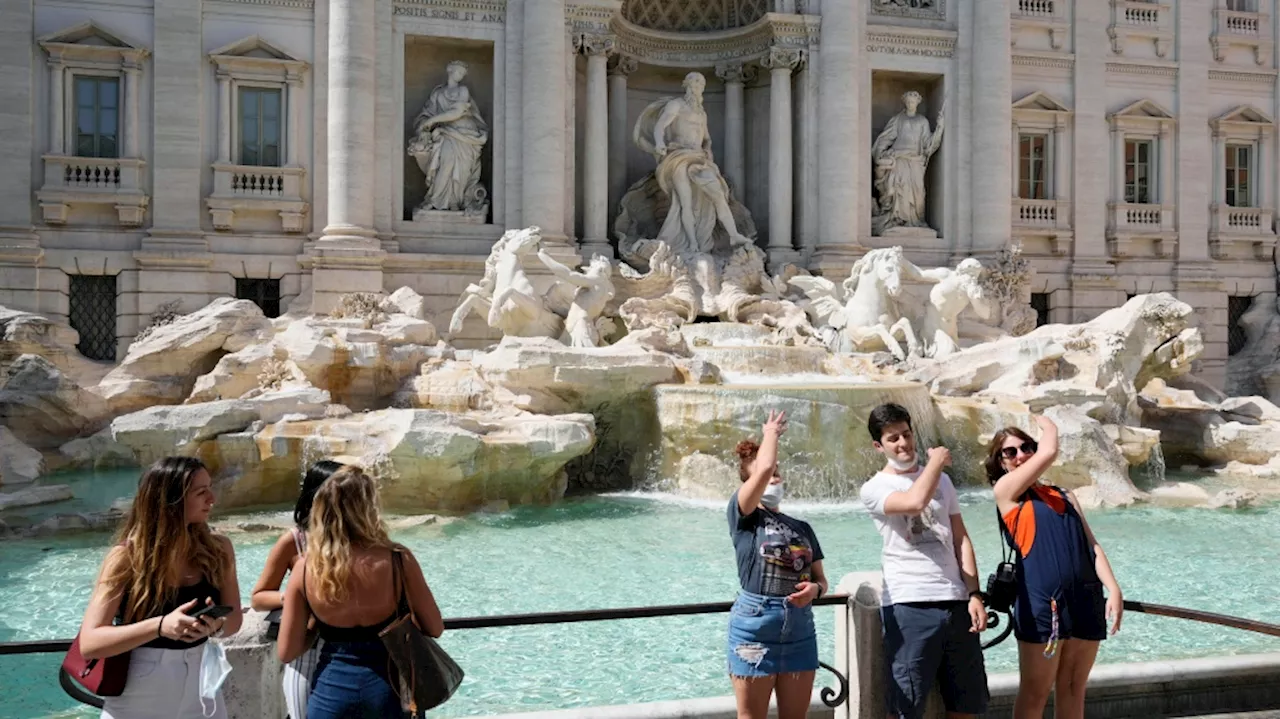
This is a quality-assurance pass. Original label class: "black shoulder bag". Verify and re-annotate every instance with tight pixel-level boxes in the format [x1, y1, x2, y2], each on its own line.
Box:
[379, 548, 465, 714]
[984, 501, 1022, 613]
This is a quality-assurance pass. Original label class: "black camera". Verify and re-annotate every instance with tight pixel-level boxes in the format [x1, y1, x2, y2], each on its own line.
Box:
[984, 561, 1018, 613]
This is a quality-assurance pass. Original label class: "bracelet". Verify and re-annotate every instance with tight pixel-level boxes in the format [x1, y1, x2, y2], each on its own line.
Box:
[157, 616, 164, 638]
[969, 590, 985, 603]
[815, 583, 826, 598]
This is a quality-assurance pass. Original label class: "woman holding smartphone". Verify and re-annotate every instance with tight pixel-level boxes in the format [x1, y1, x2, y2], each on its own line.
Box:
[727, 410, 828, 719]
[251, 459, 343, 718]
[78, 456, 243, 719]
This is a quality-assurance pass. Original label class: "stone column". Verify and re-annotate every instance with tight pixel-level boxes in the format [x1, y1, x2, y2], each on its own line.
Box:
[310, 0, 384, 312]
[763, 46, 802, 269]
[48, 57, 64, 155]
[607, 55, 637, 224]
[216, 71, 232, 163]
[124, 60, 140, 158]
[522, 0, 567, 244]
[578, 33, 614, 258]
[813, 0, 866, 273]
[971, 0, 1013, 254]
[715, 62, 752, 195]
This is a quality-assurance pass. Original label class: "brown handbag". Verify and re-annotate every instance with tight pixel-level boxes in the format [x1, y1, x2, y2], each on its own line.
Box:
[379, 549, 464, 714]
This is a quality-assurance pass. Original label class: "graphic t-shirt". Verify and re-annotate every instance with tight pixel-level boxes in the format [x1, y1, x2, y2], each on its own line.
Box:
[859, 469, 968, 606]
[728, 489, 824, 597]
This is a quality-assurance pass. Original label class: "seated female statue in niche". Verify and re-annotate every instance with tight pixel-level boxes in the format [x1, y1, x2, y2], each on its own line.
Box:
[407, 60, 489, 218]
[871, 90, 945, 235]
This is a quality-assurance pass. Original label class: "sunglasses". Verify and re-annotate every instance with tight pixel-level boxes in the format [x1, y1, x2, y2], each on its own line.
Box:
[1000, 440, 1038, 460]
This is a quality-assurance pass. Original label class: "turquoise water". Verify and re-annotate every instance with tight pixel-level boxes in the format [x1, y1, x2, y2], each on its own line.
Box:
[3, 491, 1280, 718]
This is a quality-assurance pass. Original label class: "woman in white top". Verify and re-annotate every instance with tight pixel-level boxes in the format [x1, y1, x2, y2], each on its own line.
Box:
[250, 459, 343, 719]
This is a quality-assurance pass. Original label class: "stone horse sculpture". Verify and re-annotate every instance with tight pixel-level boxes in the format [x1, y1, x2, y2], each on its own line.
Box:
[447, 227, 565, 340]
[789, 246, 919, 359]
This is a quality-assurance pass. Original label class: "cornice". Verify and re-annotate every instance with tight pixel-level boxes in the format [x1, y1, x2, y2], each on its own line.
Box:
[1106, 60, 1178, 79]
[1012, 52, 1074, 71]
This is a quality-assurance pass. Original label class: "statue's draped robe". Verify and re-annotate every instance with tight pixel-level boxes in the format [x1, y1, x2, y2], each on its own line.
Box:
[409, 84, 488, 212]
[872, 112, 942, 230]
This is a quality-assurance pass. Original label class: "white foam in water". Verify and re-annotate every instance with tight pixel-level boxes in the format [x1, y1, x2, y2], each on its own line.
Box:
[716, 371, 872, 385]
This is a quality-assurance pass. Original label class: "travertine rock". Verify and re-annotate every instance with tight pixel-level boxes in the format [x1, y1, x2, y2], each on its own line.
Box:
[0, 483, 73, 510]
[0, 426, 44, 485]
[97, 298, 272, 414]
[0, 354, 109, 448]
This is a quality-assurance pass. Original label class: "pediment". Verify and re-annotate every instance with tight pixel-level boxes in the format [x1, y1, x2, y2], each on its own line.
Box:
[1214, 104, 1273, 126]
[1108, 98, 1175, 120]
[209, 35, 300, 62]
[39, 21, 146, 54]
[1012, 90, 1070, 114]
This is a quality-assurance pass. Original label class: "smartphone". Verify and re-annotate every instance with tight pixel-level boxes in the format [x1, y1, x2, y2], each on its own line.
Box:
[188, 604, 234, 621]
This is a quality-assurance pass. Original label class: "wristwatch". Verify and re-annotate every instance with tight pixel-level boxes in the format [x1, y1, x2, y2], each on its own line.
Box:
[969, 590, 985, 604]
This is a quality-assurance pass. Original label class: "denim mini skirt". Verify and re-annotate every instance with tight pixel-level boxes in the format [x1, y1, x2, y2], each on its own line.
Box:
[726, 590, 819, 677]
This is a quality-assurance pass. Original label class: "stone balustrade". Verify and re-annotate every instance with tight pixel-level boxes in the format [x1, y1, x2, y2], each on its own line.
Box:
[36, 155, 149, 227]
[1212, 6, 1273, 63]
[1107, 202, 1177, 257]
[1109, 0, 1173, 56]
[206, 163, 308, 233]
[1014, 0, 1056, 18]
[1210, 203, 1277, 260]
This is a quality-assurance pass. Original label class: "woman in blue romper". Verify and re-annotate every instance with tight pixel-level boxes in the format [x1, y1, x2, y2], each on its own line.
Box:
[727, 410, 829, 719]
[985, 415, 1124, 719]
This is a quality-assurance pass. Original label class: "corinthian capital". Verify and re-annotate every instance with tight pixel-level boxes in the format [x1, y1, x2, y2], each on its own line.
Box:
[714, 62, 757, 84]
[607, 54, 638, 77]
[575, 32, 616, 57]
[761, 45, 804, 71]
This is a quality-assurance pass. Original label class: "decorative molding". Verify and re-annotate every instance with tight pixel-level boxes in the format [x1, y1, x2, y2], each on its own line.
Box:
[1012, 52, 1074, 71]
[1106, 61, 1178, 79]
[566, 3, 616, 36]
[761, 44, 803, 71]
[612, 14, 818, 68]
[574, 32, 616, 57]
[212, 0, 314, 8]
[1209, 68, 1279, 84]
[607, 54, 639, 76]
[715, 61, 757, 84]
[393, 0, 506, 23]
[871, 0, 946, 21]
[865, 29, 957, 59]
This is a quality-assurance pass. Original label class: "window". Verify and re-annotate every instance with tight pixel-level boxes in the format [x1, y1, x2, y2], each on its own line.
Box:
[1229, 295, 1255, 355]
[1018, 134, 1049, 200]
[68, 274, 117, 361]
[1030, 292, 1051, 327]
[235, 278, 281, 318]
[1124, 139, 1153, 204]
[238, 87, 282, 167]
[1226, 144, 1252, 208]
[74, 76, 119, 159]
[1227, 0, 1258, 11]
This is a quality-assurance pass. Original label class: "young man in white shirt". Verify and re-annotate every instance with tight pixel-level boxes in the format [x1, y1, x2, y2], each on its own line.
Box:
[859, 402, 989, 719]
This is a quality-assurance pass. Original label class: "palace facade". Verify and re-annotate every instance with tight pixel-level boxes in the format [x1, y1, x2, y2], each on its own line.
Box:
[0, 0, 1276, 388]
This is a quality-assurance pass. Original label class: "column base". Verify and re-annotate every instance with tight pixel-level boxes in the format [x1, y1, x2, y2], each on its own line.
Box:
[580, 238, 614, 260]
[305, 238, 387, 315]
[808, 242, 869, 277]
[766, 247, 803, 274]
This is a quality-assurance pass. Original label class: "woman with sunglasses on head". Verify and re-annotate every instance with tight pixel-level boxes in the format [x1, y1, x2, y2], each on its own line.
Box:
[985, 415, 1123, 719]
[250, 459, 344, 719]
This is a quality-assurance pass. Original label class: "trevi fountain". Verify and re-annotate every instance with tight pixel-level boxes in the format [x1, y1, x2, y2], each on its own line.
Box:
[4, 59, 1280, 719]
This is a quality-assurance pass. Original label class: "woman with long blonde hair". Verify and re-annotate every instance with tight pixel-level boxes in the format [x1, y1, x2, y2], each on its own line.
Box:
[277, 466, 444, 718]
[78, 456, 243, 719]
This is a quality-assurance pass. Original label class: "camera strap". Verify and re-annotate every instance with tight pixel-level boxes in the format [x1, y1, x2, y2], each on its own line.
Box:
[995, 493, 1026, 565]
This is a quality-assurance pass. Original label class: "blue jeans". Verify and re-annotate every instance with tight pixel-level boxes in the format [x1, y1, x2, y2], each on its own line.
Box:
[726, 591, 819, 677]
[306, 639, 406, 719]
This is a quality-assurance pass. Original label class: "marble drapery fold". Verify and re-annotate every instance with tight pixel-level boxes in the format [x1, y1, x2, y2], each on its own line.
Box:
[408, 61, 489, 216]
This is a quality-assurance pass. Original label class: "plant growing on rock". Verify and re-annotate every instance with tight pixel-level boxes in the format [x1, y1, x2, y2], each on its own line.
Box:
[329, 293, 387, 326]
[133, 300, 183, 343]
[256, 356, 293, 391]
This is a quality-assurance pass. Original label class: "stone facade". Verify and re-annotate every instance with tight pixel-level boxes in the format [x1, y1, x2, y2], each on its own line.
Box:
[1, 0, 1276, 388]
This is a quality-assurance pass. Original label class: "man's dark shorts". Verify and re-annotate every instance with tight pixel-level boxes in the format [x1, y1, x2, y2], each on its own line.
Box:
[881, 600, 989, 719]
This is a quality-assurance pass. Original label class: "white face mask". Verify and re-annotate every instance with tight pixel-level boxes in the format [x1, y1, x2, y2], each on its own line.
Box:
[885, 454, 918, 472]
[200, 640, 233, 717]
[760, 482, 784, 511]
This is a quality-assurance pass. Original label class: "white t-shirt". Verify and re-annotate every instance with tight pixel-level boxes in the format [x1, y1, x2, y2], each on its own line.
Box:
[859, 468, 968, 606]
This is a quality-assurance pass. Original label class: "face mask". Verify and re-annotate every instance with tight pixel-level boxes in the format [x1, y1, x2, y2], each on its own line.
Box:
[760, 482, 784, 511]
[885, 454, 917, 472]
[200, 640, 233, 717]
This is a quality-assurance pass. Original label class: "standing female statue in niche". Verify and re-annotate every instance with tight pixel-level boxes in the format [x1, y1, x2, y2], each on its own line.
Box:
[408, 60, 489, 216]
[871, 90, 945, 234]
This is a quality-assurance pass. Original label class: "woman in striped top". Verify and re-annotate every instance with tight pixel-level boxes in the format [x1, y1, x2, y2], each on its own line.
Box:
[251, 459, 344, 719]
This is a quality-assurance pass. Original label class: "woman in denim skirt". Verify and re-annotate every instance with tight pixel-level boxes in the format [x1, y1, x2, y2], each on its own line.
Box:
[727, 410, 830, 719]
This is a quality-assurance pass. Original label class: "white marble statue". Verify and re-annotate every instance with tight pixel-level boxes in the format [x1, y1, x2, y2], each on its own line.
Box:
[789, 247, 919, 360]
[536, 249, 617, 348]
[632, 72, 753, 257]
[900, 258, 996, 359]
[872, 91, 945, 235]
[408, 60, 489, 218]
[447, 227, 563, 340]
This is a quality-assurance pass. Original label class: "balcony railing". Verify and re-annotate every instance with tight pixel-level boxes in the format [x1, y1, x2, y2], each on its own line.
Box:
[37, 155, 148, 227]
[207, 163, 307, 233]
[1120, 0, 1162, 26]
[1212, 7, 1273, 63]
[1223, 9, 1262, 35]
[1110, 0, 1173, 56]
[1015, 198, 1063, 227]
[1015, 0, 1055, 17]
[1210, 204, 1277, 260]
